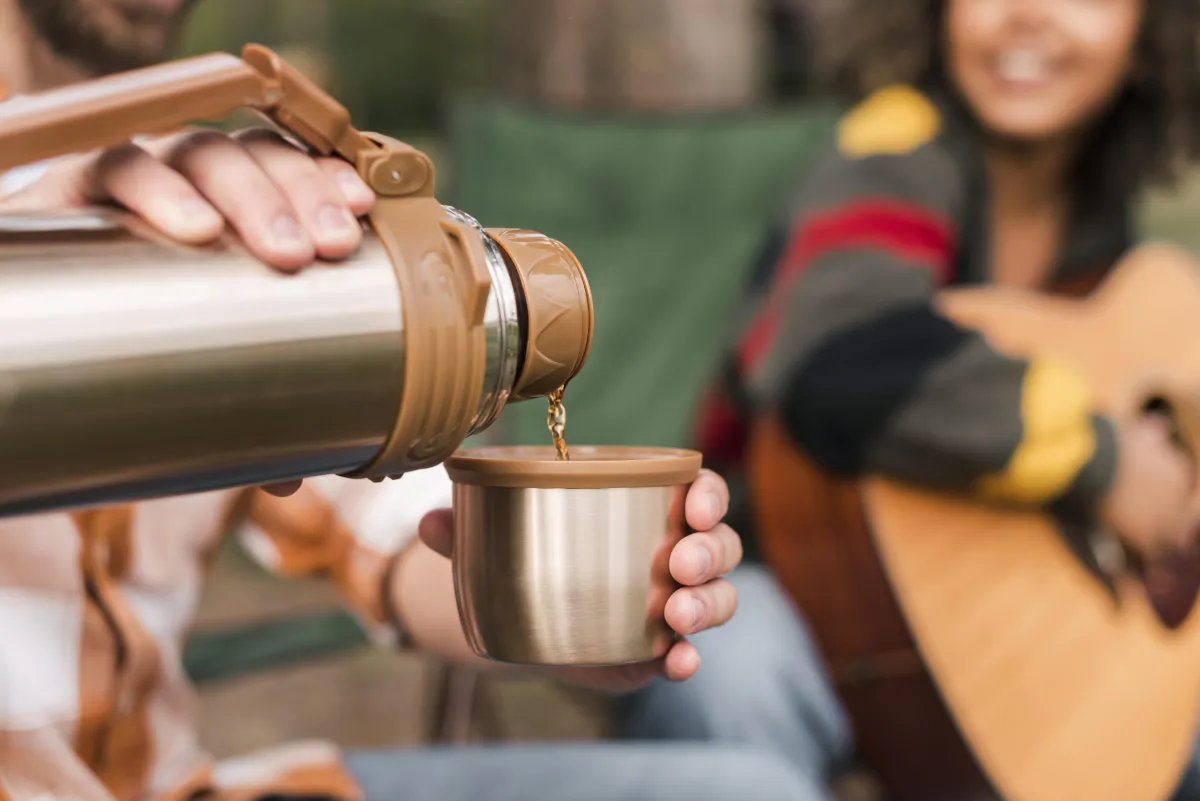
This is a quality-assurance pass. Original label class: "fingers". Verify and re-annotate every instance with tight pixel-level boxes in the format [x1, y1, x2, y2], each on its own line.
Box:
[0, 147, 225, 250]
[1168, 498, 1200, 552]
[684, 469, 730, 533]
[662, 640, 702, 682]
[147, 129, 313, 269]
[670, 523, 743, 586]
[5, 127, 378, 276]
[664, 577, 737, 636]
[142, 128, 377, 271]
[316, 156, 376, 216]
[234, 129, 368, 259]
[87, 142, 225, 243]
[1138, 409, 1173, 435]
[418, 508, 455, 559]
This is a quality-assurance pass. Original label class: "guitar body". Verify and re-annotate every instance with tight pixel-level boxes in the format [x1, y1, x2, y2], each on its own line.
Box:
[750, 244, 1200, 801]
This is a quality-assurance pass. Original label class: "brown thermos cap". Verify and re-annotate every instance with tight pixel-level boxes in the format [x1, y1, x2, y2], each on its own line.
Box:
[487, 229, 594, 401]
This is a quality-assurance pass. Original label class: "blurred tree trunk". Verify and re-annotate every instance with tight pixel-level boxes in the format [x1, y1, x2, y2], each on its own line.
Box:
[493, 0, 765, 110]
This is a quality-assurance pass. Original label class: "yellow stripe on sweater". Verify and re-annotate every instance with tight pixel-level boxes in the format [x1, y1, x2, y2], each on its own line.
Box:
[837, 85, 942, 160]
[974, 359, 1097, 505]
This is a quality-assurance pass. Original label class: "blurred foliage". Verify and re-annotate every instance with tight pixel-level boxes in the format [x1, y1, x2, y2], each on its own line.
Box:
[179, 0, 492, 137]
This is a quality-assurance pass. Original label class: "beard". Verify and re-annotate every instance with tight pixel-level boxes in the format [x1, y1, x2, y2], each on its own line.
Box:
[16, 0, 197, 76]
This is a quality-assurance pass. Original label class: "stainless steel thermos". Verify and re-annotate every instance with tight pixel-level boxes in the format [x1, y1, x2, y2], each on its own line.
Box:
[0, 45, 594, 516]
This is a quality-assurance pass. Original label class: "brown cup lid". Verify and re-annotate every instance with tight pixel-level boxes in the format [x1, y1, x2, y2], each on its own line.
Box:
[487, 229, 594, 401]
[444, 446, 702, 489]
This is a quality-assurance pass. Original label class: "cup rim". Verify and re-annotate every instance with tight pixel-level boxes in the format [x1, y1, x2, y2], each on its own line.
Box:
[444, 445, 702, 489]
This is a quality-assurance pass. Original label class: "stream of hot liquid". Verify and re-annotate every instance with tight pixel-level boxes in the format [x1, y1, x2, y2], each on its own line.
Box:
[547, 386, 570, 461]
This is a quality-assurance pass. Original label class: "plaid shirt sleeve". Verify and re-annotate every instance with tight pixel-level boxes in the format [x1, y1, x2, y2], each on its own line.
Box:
[233, 466, 453, 646]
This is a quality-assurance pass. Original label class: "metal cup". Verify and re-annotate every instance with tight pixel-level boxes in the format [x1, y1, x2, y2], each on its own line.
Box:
[444, 445, 703, 666]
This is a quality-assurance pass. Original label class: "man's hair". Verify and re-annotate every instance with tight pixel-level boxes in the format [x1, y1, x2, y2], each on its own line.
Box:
[817, 0, 1200, 201]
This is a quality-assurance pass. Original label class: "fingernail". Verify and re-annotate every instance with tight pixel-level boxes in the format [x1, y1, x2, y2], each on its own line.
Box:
[337, 170, 373, 203]
[270, 215, 307, 250]
[317, 204, 356, 235]
[704, 493, 721, 523]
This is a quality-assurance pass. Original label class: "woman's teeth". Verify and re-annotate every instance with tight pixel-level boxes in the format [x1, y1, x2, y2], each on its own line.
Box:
[996, 50, 1050, 83]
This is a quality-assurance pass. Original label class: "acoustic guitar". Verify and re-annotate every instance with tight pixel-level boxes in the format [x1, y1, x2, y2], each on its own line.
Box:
[748, 243, 1200, 801]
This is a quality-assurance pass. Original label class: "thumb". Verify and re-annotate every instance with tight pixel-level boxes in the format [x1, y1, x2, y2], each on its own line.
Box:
[1170, 498, 1200, 551]
[418, 508, 455, 559]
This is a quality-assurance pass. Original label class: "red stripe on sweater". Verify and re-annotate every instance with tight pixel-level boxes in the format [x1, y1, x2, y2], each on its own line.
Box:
[736, 200, 955, 375]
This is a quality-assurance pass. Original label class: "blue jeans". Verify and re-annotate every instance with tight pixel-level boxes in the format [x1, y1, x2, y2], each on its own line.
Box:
[341, 565, 831, 799]
[614, 564, 1200, 801]
[344, 742, 826, 800]
[614, 565, 853, 801]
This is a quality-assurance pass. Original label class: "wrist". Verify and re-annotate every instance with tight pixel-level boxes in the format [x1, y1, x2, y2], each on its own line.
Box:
[384, 538, 508, 670]
[379, 546, 415, 650]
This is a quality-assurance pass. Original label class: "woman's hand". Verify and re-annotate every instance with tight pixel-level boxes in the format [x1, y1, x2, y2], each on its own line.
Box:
[1103, 411, 1199, 558]
[416, 468, 743, 693]
[0, 126, 378, 496]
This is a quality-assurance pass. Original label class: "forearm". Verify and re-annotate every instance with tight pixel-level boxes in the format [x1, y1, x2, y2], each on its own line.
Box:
[776, 300, 1117, 511]
[388, 539, 524, 674]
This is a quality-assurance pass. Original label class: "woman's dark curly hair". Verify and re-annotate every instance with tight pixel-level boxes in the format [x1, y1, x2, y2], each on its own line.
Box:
[817, 0, 1200, 201]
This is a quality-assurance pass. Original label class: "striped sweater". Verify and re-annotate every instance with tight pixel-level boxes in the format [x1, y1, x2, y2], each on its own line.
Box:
[698, 84, 1133, 520]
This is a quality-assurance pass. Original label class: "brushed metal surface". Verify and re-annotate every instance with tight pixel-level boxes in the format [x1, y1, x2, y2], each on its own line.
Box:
[455, 206, 522, 437]
[0, 210, 522, 515]
[452, 482, 687, 666]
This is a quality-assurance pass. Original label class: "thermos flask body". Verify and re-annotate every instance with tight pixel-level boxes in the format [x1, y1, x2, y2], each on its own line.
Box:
[0, 48, 714, 675]
[0, 45, 594, 518]
[0, 208, 585, 516]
